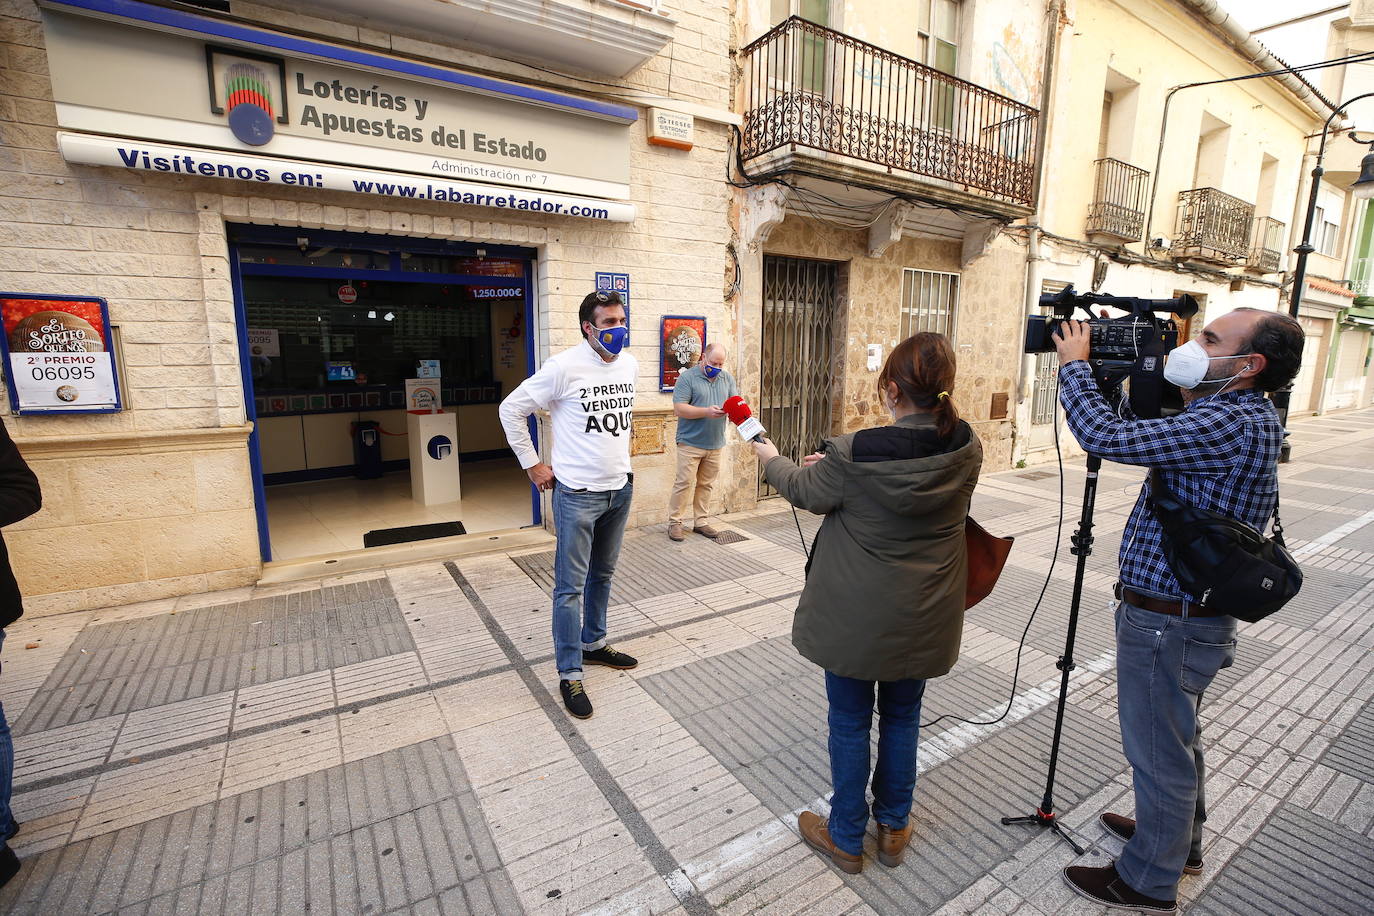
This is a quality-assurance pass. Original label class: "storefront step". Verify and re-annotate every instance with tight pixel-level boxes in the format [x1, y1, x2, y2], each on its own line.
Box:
[256, 525, 552, 586]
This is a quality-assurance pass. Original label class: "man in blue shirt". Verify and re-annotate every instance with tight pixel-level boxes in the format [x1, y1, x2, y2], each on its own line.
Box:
[669, 344, 738, 541]
[1054, 308, 1303, 914]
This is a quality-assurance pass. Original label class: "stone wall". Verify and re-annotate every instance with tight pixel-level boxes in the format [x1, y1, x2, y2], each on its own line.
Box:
[726, 212, 1024, 500]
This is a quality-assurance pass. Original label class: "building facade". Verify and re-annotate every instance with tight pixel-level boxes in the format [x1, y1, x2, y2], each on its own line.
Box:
[1, 0, 1356, 613]
[1015, 0, 1336, 462]
[1, 0, 736, 613]
[723, 0, 1051, 508]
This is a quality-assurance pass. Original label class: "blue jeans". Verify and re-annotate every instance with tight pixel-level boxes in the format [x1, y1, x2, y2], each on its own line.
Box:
[0, 630, 14, 844]
[551, 478, 633, 681]
[824, 671, 927, 856]
[1114, 600, 1236, 900]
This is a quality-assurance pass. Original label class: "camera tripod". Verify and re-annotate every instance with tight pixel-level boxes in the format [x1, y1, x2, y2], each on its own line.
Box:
[1000, 453, 1103, 855]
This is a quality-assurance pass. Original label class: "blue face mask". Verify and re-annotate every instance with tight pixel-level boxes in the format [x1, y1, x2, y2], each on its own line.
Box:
[593, 325, 629, 356]
[703, 364, 722, 379]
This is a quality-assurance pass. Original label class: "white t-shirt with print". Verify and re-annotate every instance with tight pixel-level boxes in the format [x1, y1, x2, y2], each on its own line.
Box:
[498, 340, 638, 491]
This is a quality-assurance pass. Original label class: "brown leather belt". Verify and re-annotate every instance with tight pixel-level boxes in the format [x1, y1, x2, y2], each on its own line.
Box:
[1119, 586, 1231, 618]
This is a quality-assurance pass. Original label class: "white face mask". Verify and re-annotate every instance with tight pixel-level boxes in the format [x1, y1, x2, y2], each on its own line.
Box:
[1163, 339, 1254, 391]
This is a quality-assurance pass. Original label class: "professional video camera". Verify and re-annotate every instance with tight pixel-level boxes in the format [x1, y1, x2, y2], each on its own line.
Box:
[1024, 286, 1198, 419]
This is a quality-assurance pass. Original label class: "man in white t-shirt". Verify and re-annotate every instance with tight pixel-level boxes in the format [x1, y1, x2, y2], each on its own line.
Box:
[498, 290, 640, 719]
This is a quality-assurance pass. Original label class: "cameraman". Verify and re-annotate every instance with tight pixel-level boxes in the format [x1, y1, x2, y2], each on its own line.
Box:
[1052, 308, 1303, 914]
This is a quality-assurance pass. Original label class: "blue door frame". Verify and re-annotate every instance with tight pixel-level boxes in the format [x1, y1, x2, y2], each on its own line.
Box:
[227, 224, 541, 562]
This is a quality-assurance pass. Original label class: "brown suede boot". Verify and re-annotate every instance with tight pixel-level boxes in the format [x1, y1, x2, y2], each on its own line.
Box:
[877, 822, 913, 867]
[797, 811, 862, 874]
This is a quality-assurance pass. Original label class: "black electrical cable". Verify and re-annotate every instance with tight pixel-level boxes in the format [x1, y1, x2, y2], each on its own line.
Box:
[785, 403, 1069, 731]
[918, 398, 1066, 730]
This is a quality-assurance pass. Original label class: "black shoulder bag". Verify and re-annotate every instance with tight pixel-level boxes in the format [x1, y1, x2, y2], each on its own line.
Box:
[1148, 469, 1302, 623]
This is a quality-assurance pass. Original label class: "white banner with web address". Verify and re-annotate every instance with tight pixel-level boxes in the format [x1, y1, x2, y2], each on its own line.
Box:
[59, 133, 635, 223]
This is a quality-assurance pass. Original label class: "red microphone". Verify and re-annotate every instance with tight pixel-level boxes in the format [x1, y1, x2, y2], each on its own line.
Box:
[722, 395, 767, 442]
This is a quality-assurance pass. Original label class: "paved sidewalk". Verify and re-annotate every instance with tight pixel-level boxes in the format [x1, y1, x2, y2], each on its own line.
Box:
[2, 410, 1372, 915]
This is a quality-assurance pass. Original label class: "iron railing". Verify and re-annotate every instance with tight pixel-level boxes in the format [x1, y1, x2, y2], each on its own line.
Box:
[1174, 188, 1255, 264]
[740, 17, 1039, 206]
[1086, 158, 1148, 241]
[1247, 216, 1285, 273]
[1351, 256, 1373, 296]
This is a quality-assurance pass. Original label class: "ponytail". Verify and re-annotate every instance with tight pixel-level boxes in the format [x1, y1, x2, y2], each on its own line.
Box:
[932, 390, 960, 439]
[878, 333, 960, 439]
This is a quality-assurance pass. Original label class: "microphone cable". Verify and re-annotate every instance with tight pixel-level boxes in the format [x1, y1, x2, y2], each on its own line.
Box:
[919, 398, 1066, 729]
[783, 414, 1068, 731]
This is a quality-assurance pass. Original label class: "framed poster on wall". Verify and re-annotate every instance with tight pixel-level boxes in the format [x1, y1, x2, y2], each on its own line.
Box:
[0, 293, 122, 414]
[660, 316, 706, 392]
[595, 271, 630, 321]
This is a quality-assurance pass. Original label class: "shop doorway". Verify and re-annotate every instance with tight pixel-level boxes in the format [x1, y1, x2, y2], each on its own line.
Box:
[229, 226, 538, 562]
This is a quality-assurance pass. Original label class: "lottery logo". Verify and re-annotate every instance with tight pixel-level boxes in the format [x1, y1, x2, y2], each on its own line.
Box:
[224, 62, 276, 146]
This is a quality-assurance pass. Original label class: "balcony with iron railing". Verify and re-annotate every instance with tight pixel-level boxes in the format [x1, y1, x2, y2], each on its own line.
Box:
[1351, 255, 1372, 296]
[1247, 216, 1286, 274]
[739, 17, 1040, 212]
[1174, 188, 1255, 265]
[1086, 158, 1149, 241]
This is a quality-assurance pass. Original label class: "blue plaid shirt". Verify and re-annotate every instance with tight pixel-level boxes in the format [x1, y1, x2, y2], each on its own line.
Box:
[1058, 361, 1283, 602]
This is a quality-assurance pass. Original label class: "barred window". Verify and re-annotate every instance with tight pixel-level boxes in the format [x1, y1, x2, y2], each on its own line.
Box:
[899, 268, 959, 341]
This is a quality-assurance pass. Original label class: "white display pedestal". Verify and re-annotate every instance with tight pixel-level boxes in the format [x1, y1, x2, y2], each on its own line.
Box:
[406, 410, 462, 506]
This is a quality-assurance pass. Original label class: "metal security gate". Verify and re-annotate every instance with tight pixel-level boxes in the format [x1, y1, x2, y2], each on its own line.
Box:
[760, 256, 839, 497]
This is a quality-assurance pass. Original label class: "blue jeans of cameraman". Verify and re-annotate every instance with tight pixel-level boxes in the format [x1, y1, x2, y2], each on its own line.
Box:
[551, 477, 633, 681]
[1114, 598, 1236, 900]
[825, 672, 927, 856]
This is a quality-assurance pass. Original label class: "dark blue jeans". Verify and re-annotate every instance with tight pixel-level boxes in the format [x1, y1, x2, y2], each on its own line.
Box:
[824, 671, 927, 856]
[0, 630, 14, 844]
[1115, 600, 1236, 900]
[551, 478, 633, 680]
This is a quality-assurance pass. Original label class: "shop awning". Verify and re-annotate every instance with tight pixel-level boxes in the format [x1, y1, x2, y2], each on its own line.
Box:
[1346, 304, 1374, 328]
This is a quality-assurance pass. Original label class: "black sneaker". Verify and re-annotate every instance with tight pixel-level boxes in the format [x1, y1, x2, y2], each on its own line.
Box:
[583, 645, 638, 670]
[0, 845, 19, 889]
[560, 679, 593, 719]
[1100, 813, 1203, 874]
[1064, 862, 1177, 913]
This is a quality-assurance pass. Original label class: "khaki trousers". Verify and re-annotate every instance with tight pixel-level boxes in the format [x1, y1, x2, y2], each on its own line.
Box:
[668, 443, 723, 526]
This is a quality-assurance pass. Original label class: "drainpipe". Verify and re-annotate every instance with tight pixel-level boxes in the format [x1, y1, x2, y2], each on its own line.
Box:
[1014, 0, 1064, 459]
[1177, 0, 1336, 116]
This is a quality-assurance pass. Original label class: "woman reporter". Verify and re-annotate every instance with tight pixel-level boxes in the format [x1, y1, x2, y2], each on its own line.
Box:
[751, 332, 982, 874]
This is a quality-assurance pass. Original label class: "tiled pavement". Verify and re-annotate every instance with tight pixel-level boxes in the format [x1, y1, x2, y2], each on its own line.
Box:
[3, 410, 1374, 914]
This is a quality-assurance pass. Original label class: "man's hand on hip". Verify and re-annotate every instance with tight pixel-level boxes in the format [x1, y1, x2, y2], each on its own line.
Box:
[1054, 320, 1092, 365]
[527, 462, 556, 491]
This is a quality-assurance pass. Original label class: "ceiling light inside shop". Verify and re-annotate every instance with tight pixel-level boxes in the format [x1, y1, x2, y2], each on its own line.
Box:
[367, 310, 377, 319]
[383, 312, 395, 321]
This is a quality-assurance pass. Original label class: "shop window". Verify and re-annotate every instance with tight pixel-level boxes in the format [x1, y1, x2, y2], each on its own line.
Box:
[246, 277, 505, 416]
[237, 244, 391, 271]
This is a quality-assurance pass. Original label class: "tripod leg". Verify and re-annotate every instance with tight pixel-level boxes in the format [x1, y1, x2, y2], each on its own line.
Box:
[1001, 457, 1102, 857]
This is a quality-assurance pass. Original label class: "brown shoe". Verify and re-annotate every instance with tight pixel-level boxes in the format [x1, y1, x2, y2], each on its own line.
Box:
[668, 522, 685, 542]
[797, 811, 862, 874]
[694, 524, 721, 538]
[1099, 813, 1203, 875]
[877, 822, 912, 867]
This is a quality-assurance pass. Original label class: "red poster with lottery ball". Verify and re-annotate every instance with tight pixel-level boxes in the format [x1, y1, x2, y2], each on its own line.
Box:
[0, 294, 121, 413]
[660, 316, 706, 392]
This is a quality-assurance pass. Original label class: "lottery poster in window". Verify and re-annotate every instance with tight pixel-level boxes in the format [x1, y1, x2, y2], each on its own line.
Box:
[660, 316, 706, 392]
[0, 294, 122, 413]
